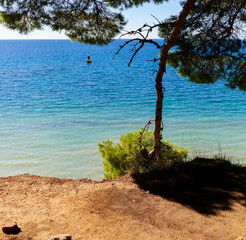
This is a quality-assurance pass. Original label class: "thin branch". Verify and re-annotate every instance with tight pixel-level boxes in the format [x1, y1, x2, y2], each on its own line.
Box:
[139, 119, 154, 146]
[146, 58, 159, 63]
[120, 21, 174, 39]
[128, 41, 145, 66]
[151, 14, 161, 24]
[144, 39, 161, 48]
[113, 38, 161, 66]
[113, 18, 175, 66]
[113, 39, 136, 59]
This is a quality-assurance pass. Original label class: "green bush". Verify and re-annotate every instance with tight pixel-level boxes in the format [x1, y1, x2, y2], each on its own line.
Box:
[98, 130, 188, 179]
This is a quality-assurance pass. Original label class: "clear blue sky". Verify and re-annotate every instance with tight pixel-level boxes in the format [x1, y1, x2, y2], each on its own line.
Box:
[0, 0, 181, 39]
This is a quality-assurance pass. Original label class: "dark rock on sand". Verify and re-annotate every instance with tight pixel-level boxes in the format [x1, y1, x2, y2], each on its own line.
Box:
[2, 221, 21, 235]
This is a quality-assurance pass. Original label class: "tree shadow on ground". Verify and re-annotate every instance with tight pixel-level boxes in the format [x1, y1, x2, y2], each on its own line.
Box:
[132, 158, 246, 215]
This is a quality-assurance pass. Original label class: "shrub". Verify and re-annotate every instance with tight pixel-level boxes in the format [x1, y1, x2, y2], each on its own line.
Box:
[98, 130, 188, 179]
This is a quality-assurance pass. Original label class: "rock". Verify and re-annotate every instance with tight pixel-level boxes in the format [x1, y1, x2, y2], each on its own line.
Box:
[2, 221, 21, 235]
[48, 234, 72, 240]
[234, 237, 243, 240]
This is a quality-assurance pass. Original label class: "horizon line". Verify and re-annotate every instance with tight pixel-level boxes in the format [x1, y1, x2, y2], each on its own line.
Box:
[0, 38, 162, 40]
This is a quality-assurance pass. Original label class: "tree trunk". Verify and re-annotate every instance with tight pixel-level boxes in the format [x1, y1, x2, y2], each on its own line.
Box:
[154, 58, 166, 167]
[153, 0, 197, 166]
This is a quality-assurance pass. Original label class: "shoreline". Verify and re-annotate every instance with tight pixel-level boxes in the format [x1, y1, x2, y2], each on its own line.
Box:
[1, 158, 245, 240]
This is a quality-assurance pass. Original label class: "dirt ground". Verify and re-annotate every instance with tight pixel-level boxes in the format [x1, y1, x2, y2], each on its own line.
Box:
[0, 158, 246, 240]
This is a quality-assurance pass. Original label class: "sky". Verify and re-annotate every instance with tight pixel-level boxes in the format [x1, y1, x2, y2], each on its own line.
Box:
[0, 0, 182, 39]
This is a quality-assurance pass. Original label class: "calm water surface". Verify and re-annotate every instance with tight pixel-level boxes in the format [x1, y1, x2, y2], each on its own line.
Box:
[0, 40, 245, 179]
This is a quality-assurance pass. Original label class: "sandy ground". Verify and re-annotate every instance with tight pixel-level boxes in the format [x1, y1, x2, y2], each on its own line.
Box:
[0, 158, 245, 240]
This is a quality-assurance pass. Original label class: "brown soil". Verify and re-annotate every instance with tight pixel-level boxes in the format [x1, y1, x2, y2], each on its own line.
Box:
[0, 158, 246, 240]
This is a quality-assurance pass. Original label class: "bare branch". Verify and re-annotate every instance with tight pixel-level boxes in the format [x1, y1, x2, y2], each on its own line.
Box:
[113, 19, 173, 66]
[113, 38, 161, 66]
[138, 119, 156, 160]
[146, 58, 159, 63]
[151, 14, 161, 24]
[128, 41, 145, 66]
[139, 119, 154, 146]
[113, 39, 137, 59]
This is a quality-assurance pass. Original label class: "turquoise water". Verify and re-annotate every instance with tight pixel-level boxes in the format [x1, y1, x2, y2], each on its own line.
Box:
[0, 40, 245, 180]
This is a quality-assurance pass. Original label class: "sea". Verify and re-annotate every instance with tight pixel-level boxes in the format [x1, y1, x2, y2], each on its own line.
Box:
[0, 40, 245, 180]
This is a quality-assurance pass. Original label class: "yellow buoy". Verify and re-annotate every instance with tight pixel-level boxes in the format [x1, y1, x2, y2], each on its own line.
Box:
[87, 54, 92, 63]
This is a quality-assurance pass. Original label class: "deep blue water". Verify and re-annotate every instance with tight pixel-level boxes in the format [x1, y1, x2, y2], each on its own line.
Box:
[0, 40, 245, 179]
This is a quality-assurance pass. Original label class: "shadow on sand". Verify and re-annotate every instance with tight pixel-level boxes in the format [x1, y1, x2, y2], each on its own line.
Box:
[132, 157, 246, 215]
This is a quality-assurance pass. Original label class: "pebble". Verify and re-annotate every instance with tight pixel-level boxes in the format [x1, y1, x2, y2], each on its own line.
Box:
[2, 221, 21, 235]
[48, 234, 72, 240]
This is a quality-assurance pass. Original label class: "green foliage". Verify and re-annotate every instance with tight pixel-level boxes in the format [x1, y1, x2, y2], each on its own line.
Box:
[158, 0, 246, 90]
[161, 139, 188, 164]
[107, 0, 169, 10]
[98, 130, 188, 179]
[0, 0, 126, 45]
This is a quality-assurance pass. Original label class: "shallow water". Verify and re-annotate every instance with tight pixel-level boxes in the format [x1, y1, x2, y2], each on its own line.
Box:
[0, 40, 245, 180]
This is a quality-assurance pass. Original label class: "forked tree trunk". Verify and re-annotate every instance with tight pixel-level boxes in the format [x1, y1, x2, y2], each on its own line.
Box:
[153, 0, 197, 166]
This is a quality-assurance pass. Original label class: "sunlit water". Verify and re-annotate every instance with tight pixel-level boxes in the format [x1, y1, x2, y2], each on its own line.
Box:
[0, 40, 245, 180]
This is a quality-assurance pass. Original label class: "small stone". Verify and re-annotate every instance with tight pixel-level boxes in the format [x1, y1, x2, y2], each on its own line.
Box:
[234, 237, 243, 240]
[48, 234, 72, 240]
[2, 221, 21, 235]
